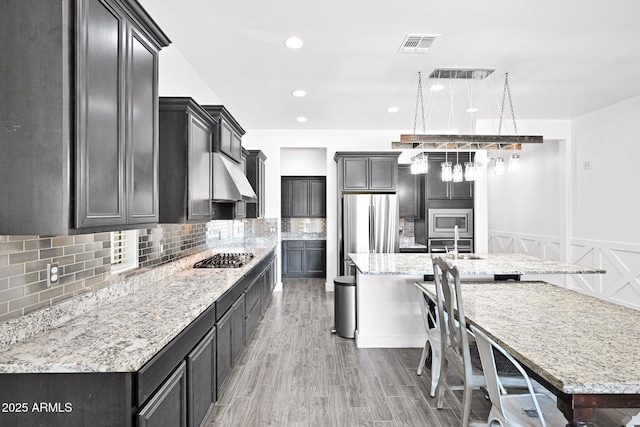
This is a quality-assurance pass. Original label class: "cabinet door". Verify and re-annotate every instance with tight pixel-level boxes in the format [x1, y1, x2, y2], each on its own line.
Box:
[451, 180, 473, 200]
[291, 179, 310, 217]
[188, 115, 213, 220]
[342, 157, 368, 190]
[304, 241, 326, 276]
[281, 179, 292, 217]
[235, 154, 247, 218]
[282, 241, 304, 277]
[369, 157, 397, 191]
[216, 309, 232, 394]
[231, 132, 242, 163]
[230, 294, 245, 365]
[309, 179, 326, 217]
[398, 165, 420, 219]
[258, 158, 265, 217]
[127, 25, 159, 224]
[138, 362, 187, 427]
[219, 120, 234, 159]
[426, 159, 450, 200]
[76, 0, 127, 228]
[187, 329, 216, 427]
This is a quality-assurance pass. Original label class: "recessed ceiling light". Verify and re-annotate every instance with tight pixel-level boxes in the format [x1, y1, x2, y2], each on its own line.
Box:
[284, 36, 304, 49]
[466, 107, 479, 113]
[430, 83, 445, 91]
[387, 106, 400, 113]
[296, 116, 308, 123]
[292, 90, 306, 97]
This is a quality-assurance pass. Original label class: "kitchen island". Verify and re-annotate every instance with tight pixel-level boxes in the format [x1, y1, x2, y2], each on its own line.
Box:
[348, 252, 605, 348]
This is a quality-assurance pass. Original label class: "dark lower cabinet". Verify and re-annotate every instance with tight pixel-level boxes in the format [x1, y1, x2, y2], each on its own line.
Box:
[215, 307, 232, 394]
[138, 362, 187, 427]
[282, 240, 326, 278]
[230, 294, 245, 365]
[187, 329, 216, 427]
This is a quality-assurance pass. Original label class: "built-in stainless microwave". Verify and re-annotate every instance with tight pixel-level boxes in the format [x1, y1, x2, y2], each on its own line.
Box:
[428, 208, 473, 239]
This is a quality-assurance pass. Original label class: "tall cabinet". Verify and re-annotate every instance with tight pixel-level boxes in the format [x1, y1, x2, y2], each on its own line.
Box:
[0, 0, 170, 235]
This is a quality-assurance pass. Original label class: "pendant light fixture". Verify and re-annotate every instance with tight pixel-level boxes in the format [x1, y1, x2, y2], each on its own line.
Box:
[452, 145, 463, 182]
[496, 72, 520, 175]
[441, 150, 453, 182]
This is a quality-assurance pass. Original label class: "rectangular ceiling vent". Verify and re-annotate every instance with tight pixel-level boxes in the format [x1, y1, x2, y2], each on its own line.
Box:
[398, 34, 439, 54]
[429, 68, 495, 80]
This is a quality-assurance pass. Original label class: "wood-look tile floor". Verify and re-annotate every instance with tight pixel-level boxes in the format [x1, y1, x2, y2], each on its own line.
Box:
[205, 278, 492, 427]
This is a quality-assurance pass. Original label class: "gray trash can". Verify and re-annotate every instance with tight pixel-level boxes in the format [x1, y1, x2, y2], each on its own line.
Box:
[333, 276, 356, 339]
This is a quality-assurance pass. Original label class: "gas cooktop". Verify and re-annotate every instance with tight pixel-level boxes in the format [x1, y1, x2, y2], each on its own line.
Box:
[193, 253, 254, 269]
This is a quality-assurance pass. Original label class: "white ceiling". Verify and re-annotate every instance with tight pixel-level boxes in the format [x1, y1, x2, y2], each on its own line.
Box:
[140, 0, 640, 131]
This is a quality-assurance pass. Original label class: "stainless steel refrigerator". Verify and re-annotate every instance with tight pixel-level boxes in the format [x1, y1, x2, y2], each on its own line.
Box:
[341, 194, 399, 275]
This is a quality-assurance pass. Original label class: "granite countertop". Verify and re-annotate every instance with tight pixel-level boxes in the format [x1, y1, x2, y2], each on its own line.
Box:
[281, 232, 326, 240]
[348, 252, 606, 275]
[0, 245, 276, 374]
[417, 281, 640, 394]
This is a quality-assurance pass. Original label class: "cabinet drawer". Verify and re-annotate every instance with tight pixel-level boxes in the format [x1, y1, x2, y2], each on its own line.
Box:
[244, 277, 261, 314]
[305, 240, 325, 249]
[285, 240, 305, 248]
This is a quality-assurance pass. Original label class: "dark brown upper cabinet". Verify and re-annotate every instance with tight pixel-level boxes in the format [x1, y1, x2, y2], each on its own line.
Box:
[425, 152, 474, 201]
[158, 97, 215, 223]
[334, 152, 400, 192]
[281, 177, 326, 218]
[201, 105, 245, 164]
[398, 165, 420, 219]
[0, 0, 170, 235]
[245, 150, 267, 218]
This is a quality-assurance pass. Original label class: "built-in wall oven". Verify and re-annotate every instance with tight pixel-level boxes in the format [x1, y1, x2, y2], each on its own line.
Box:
[427, 208, 473, 253]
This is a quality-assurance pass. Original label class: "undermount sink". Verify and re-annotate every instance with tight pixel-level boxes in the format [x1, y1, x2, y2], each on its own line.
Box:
[447, 254, 484, 260]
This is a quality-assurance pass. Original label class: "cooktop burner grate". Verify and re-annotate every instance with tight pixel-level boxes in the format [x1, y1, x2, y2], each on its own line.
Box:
[193, 253, 254, 269]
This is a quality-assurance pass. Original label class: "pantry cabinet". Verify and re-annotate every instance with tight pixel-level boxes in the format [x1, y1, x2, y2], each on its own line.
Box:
[0, 0, 170, 235]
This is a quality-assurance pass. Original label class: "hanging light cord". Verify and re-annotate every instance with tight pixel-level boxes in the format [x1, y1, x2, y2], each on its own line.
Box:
[413, 72, 426, 134]
[498, 72, 518, 136]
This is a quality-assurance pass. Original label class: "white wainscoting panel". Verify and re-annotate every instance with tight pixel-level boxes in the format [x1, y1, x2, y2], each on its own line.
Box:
[489, 231, 640, 311]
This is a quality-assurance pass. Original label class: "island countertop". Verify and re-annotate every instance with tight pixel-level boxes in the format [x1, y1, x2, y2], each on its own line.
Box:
[0, 245, 276, 374]
[348, 252, 606, 276]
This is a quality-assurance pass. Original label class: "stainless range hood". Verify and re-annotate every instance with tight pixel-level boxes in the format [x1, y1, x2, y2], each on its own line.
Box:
[212, 153, 257, 202]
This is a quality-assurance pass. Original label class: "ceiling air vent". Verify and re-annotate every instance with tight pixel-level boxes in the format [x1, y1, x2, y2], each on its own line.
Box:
[398, 34, 439, 54]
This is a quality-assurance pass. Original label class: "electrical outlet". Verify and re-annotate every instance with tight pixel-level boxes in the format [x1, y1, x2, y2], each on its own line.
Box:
[583, 161, 592, 170]
[47, 263, 59, 287]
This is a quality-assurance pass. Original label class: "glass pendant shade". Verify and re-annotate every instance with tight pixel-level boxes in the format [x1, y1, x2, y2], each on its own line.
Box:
[452, 163, 463, 182]
[410, 153, 429, 174]
[494, 157, 505, 175]
[464, 162, 477, 181]
[508, 153, 520, 173]
[441, 161, 453, 182]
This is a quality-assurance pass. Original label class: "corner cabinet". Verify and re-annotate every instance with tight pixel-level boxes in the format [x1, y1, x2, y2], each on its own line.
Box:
[0, 0, 170, 235]
[158, 98, 214, 223]
[334, 152, 399, 192]
[245, 150, 267, 218]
